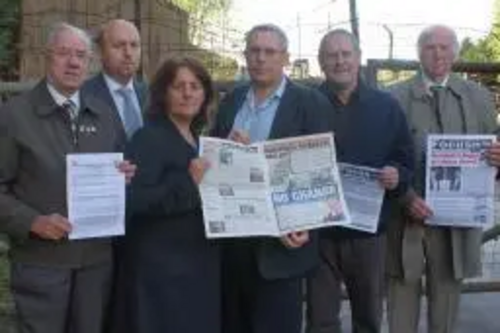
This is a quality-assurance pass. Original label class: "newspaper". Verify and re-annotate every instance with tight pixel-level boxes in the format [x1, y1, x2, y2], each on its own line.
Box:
[339, 163, 385, 233]
[425, 134, 497, 228]
[199, 133, 351, 238]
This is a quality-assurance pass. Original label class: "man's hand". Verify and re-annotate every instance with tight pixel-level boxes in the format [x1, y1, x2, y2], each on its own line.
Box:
[228, 129, 251, 145]
[378, 166, 399, 190]
[485, 141, 500, 167]
[407, 195, 433, 221]
[280, 231, 310, 249]
[189, 158, 210, 184]
[117, 160, 137, 184]
[30, 214, 72, 241]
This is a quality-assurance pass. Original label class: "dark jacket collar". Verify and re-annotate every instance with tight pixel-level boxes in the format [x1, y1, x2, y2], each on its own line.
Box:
[319, 78, 370, 106]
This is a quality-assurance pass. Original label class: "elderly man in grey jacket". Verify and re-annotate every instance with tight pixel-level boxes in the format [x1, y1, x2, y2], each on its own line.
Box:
[387, 24, 500, 333]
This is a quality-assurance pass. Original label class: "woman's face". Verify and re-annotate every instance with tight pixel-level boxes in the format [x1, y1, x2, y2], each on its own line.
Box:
[166, 66, 206, 120]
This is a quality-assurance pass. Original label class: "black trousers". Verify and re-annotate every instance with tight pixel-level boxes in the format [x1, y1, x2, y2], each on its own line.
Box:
[306, 235, 386, 333]
[11, 261, 112, 333]
[222, 241, 303, 333]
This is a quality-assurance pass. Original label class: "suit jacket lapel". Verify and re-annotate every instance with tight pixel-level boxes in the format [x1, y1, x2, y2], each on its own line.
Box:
[133, 80, 147, 111]
[94, 73, 120, 115]
[268, 81, 296, 140]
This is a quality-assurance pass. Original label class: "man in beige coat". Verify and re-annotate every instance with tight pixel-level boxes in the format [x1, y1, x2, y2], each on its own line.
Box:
[387, 24, 500, 333]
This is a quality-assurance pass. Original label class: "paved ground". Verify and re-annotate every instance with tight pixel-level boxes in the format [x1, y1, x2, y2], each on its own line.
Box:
[339, 292, 500, 332]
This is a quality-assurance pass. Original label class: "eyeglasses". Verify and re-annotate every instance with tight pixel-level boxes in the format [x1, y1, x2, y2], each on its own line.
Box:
[244, 47, 284, 58]
[51, 48, 90, 62]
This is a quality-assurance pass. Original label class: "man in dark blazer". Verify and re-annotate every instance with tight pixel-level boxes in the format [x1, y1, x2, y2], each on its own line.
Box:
[82, 19, 146, 333]
[210, 23, 331, 333]
[0, 22, 135, 333]
[83, 19, 146, 141]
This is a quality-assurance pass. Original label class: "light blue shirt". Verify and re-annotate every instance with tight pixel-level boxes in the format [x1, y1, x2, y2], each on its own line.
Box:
[232, 77, 287, 143]
[103, 74, 143, 128]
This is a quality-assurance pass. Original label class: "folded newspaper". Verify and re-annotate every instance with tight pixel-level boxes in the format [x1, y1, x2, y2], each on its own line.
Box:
[338, 163, 385, 234]
[198, 133, 351, 238]
[425, 134, 496, 228]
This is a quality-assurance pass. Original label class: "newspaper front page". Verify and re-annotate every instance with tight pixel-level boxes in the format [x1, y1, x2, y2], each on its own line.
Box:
[338, 163, 385, 233]
[425, 134, 496, 228]
[199, 133, 351, 238]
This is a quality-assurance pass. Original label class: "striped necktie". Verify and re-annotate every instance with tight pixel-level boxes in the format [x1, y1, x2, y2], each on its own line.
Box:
[62, 99, 78, 120]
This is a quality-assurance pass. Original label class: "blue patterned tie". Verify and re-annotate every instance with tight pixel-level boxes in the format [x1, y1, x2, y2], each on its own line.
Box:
[118, 88, 142, 139]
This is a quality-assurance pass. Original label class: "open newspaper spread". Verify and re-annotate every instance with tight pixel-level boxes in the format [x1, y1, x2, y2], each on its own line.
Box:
[425, 134, 496, 228]
[199, 133, 351, 238]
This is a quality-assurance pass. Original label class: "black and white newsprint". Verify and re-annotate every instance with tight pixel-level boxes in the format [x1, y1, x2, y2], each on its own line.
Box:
[199, 133, 351, 238]
[425, 134, 496, 228]
[339, 163, 385, 233]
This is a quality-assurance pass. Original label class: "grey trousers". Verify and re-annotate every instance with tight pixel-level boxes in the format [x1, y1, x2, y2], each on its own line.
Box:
[387, 227, 461, 333]
[10, 261, 113, 333]
[306, 235, 386, 333]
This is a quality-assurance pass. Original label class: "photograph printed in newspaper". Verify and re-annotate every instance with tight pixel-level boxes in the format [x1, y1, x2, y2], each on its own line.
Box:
[425, 134, 496, 228]
[198, 133, 351, 238]
[338, 163, 385, 234]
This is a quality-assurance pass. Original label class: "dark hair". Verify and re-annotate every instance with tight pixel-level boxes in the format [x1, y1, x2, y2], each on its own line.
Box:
[148, 56, 214, 134]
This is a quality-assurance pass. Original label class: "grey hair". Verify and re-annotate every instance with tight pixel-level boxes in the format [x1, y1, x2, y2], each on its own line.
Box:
[245, 24, 289, 52]
[46, 22, 92, 52]
[318, 28, 361, 57]
[417, 25, 460, 59]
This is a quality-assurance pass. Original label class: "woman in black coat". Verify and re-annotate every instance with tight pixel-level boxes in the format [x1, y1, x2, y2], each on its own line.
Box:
[124, 56, 220, 333]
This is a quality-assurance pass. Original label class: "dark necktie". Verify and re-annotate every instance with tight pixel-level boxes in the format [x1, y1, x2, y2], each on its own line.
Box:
[62, 100, 79, 145]
[430, 85, 444, 132]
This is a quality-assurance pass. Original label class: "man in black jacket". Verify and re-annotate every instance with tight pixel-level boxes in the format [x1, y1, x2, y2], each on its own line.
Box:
[306, 29, 414, 333]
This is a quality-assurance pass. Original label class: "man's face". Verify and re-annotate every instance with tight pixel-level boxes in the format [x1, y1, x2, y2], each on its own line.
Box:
[419, 28, 456, 82]
[47, 30, 91, 96]
[319, 33, 360, 91]
[244, 31, 288, 87]
[100, 21, 141, 84]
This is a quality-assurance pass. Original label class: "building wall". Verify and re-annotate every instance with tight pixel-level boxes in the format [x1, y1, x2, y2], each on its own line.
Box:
[19, 0, 189, 80]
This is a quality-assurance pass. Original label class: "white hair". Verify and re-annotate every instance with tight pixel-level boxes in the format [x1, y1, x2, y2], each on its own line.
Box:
[46, 22, 92, 52]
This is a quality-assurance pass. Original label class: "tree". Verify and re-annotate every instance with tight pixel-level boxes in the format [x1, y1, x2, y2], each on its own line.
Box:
[459, 0, 500, 62]
[0, 0, 21, 79]
[460, 37, 495, 62]
[171, 0, 232, 45]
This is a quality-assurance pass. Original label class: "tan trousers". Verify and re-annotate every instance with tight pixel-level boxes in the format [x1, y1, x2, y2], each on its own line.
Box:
[387, 227, 462, 333]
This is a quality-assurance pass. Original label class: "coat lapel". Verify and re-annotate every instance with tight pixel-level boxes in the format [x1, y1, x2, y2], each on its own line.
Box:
[268, 81, 296, 140]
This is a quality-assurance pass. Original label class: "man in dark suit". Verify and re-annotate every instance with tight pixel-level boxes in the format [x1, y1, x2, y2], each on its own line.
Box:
[0, 22, 135, 333]
[83, 19, 146, 141]
[83, 19, 146, 333]
[210, 23, 331, 333]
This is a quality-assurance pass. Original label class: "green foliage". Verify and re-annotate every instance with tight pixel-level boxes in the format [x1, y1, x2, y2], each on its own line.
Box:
[171, 0, 232, 44]
[459, 0, 500, 62]
[0, 0, 21, 78]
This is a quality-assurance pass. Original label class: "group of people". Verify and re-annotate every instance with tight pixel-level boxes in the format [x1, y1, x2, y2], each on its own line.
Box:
[0, 16, 499, 333]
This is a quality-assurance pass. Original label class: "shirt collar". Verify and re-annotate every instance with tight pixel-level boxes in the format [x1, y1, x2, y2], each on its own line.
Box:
[247, 76, 287, 107]
[103, 73, 135, 93]
[421, 70, 449, 94]
[46, 82, 80, 109]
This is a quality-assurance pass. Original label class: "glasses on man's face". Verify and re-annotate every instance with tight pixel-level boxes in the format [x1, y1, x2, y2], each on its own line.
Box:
[51, 48, 90, 62]
[244, 47, 284, 58]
